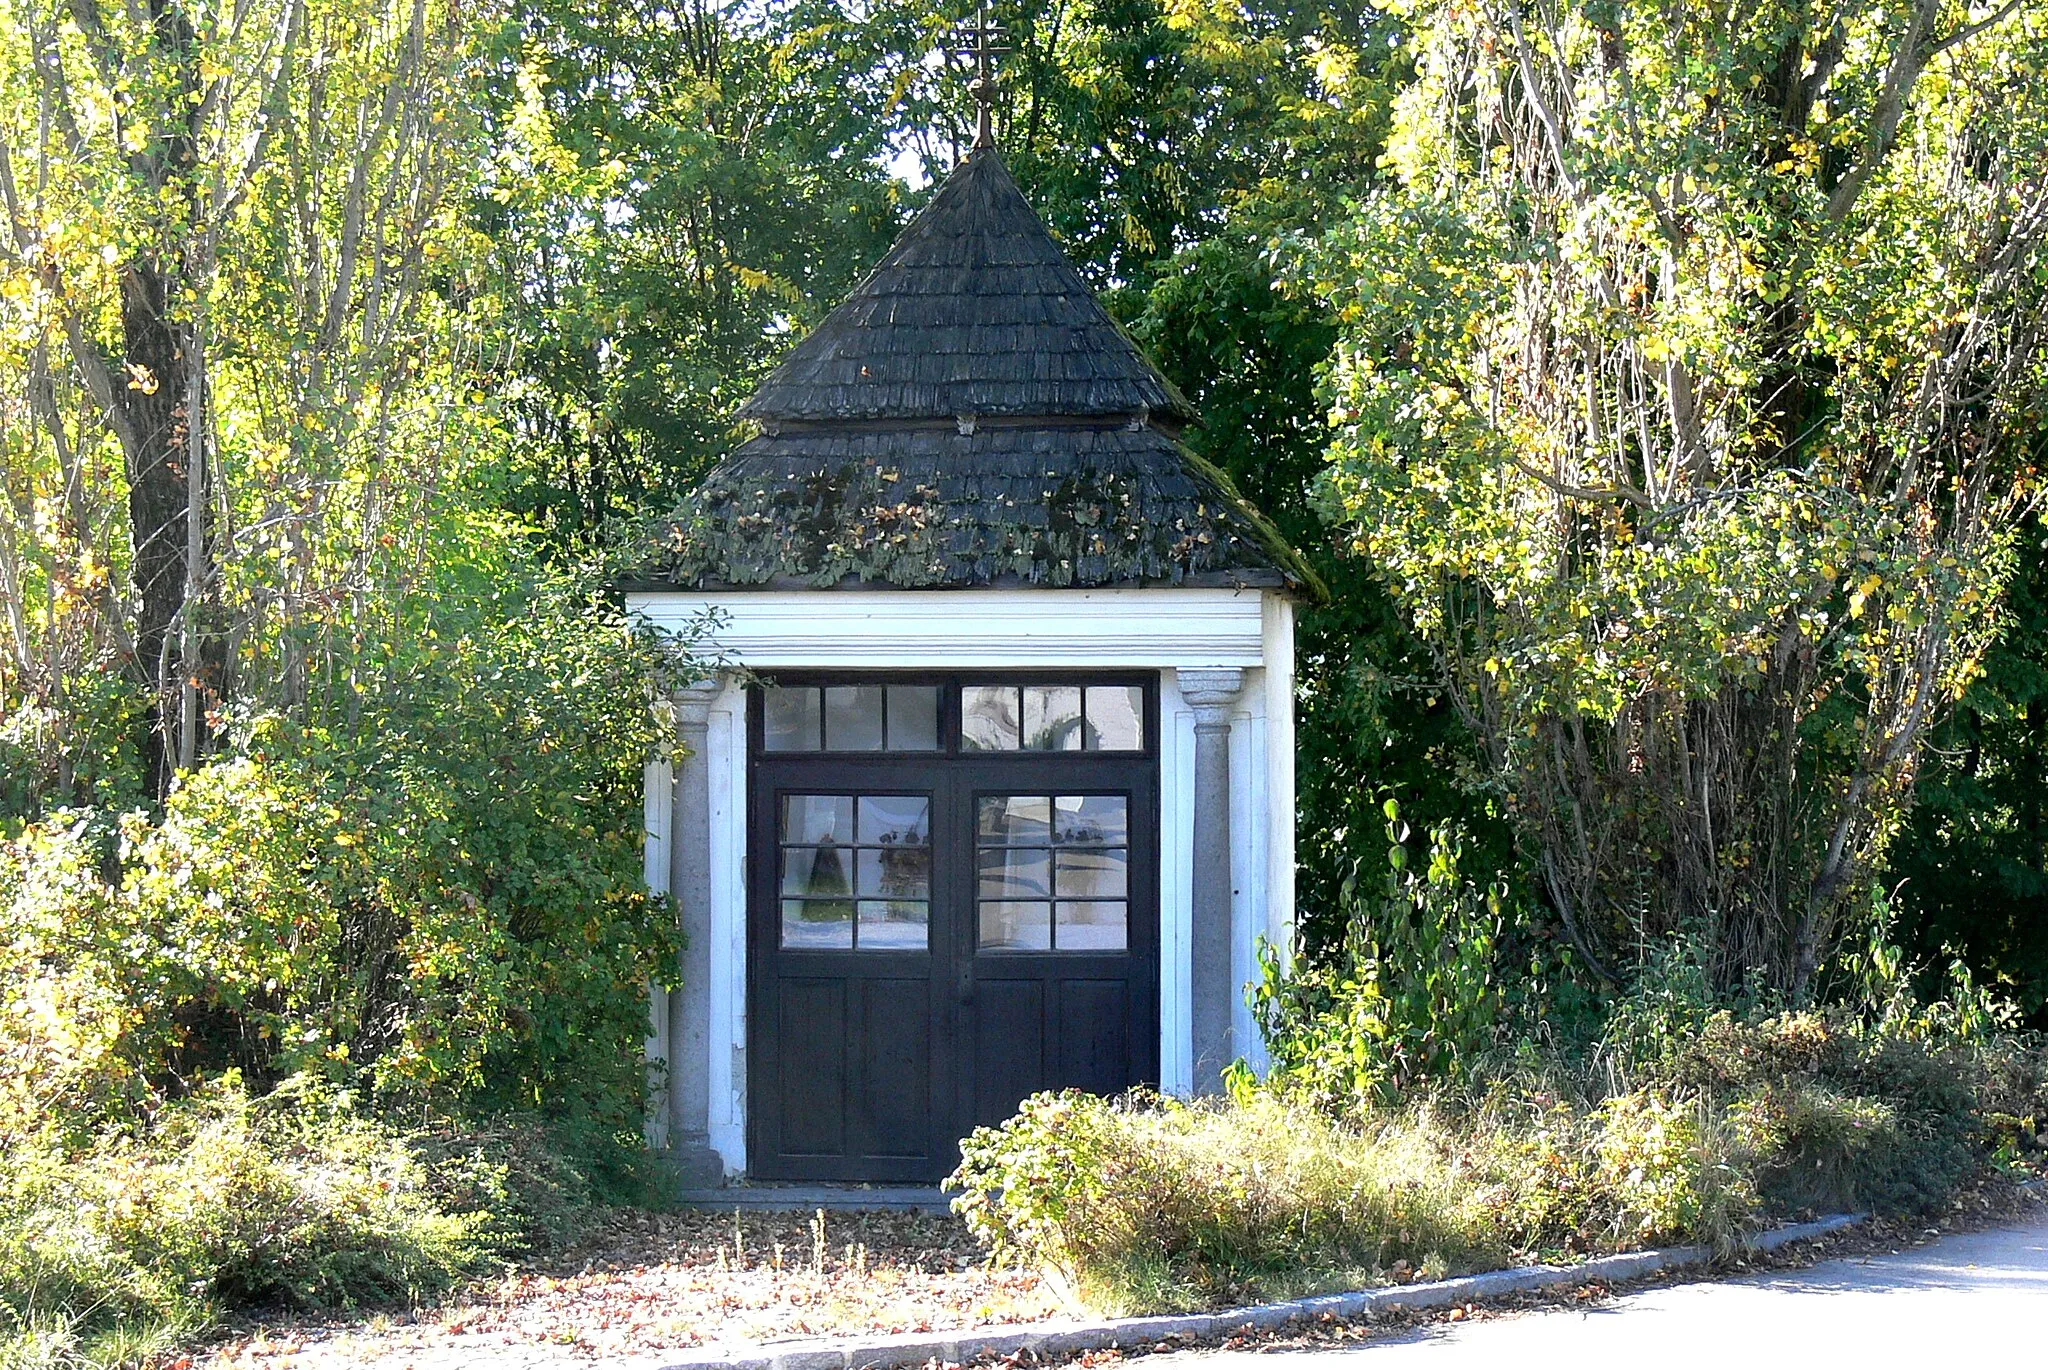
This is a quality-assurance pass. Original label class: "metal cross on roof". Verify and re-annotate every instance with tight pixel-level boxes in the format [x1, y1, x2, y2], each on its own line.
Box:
[949, 1, 1009, 150]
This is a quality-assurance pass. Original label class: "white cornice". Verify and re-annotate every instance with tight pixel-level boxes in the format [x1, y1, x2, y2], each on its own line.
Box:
[624, 588, 1272, 669]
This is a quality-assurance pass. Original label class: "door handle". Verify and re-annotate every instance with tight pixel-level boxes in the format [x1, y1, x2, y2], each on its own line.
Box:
[956, 962, 974, 1006]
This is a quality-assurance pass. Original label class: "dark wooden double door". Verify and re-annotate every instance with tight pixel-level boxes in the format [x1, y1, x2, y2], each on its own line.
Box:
[747, 675, 1159, 1182]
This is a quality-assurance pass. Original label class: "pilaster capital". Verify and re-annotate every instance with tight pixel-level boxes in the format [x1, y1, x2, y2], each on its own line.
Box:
[1177, 667, 1244, 730]
[671, 675, 725, 729]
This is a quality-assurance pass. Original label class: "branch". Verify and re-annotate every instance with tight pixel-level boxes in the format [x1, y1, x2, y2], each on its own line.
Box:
[1922, 0, 2026, 60]
[28, 7, 89, 157]
[1825, 0, 1949, 223]
[211, 0, 305, 221]
[1504, 6, 1583, 202]
[63, 0, 125, 96]
[1506, 450, 1655, 509]
[1543, 845, 1616, 987]
[0, 142, 143, 462]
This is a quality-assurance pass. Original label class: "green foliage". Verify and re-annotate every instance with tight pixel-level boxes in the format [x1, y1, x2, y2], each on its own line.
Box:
[1250, 802, 1508, 1104]
[483, 0, 914, 542]
[954, 1000, 2046, 1314]
[948, 1090, 1496, 1314]
[0, 573, 686, 1138]
[1132, 224, 1516, 956]
[1314, 0, 2048, 994]
[0, 1076, 499, 1365]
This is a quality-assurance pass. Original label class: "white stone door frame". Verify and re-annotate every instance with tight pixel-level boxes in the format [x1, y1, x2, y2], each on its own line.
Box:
[628, 587, 1296, 1176]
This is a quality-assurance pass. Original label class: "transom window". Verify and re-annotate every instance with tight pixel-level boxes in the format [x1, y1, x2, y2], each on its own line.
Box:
[760, 679, 1148, 753]
[764, 685, 940, 752]
[778, 794, 931, 950]
[977, 795, 1129, 951]
[962, 684, 1143, 752]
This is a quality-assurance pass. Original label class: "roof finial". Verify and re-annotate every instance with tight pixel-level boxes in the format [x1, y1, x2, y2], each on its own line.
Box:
[951, 0, 1008, 151]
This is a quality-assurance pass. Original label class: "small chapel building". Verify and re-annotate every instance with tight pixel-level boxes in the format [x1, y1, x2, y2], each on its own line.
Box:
[622, 144, 1318, 1185]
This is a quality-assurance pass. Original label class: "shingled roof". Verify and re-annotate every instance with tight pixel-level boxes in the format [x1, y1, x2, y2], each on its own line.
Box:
[738, 151, 1193, 427]
[634, 149, 1317, 596]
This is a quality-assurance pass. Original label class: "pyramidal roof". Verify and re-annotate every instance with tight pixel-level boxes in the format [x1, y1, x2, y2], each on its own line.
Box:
[738, 150, 1194, 427]
[633, 150, 1317, 596]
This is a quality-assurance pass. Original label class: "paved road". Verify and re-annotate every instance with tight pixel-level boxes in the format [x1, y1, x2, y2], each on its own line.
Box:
[1168, 1212, 2048, 1368]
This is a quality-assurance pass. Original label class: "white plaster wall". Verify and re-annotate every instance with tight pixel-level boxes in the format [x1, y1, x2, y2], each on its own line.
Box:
[1262, 596, 1298, 978]
[626, 588, 1270, 668]
[1157, 670, 1193, 1095]
[705, 679, 749, 1174]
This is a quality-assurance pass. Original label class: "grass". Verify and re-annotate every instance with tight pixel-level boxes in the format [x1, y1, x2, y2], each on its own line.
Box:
[0, 1077, 502, 1370]
[948, 1012, 2048, 1315]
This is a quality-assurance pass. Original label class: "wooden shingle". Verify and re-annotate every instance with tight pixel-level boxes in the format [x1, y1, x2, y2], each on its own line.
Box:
[738, 151, 1191, 425]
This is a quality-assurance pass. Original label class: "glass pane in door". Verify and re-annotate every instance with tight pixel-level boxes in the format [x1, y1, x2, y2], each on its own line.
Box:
[977, 794, 1129, 951]
[780, 793, 930, 950]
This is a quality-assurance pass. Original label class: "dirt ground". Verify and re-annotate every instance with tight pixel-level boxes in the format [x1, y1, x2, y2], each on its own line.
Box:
[198, 1207, 1060, 1370]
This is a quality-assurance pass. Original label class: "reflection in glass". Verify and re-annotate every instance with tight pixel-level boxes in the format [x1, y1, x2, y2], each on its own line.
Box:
[978, 847, 1050, 901]
[1054, 794, 1128, 847]
[783, 794, 854, 845]
[763, 687, 822, 751]
[1023, 686, 1084, 751]
[824, 685, 885, 750]
[858, 900, 930, 949]
[1084, 686, 1144, 750]
[975, 792, 1135, 952]
[978, 795, 1050, 844]
[859, 847, 932, 900]
[960, 685, 1020, 750]
[1056, 901, 1128, 950]
[858, 795, 929, 845]
[887, 686, 940, 750]
[980, 900, 1052, 950]
[781, 898, 854, 948]
[780, 792, 930, 951]
[781, 846, 852, 899]
[1055, 847, 1127, 899]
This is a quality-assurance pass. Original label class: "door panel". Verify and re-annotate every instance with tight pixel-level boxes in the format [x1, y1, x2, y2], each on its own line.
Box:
[1057, 979, 1130, 1095]
[851, 977, 933, 1160]
[775, 979, 847, 1157]
[970, 977, 1047, 1130]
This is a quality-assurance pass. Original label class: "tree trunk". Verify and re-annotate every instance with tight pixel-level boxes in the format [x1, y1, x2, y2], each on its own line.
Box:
[117, 257, 211, 793]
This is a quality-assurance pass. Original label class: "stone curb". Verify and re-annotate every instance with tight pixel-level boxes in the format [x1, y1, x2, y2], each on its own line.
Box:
[653, 1212, 1869, 1370]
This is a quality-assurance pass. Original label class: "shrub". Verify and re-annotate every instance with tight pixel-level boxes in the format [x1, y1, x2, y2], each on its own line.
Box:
[1252, 805, 1508, 1106]
[952, 1006, 2048, 1315]
[0, 1075, 499, 1366]
[948, 1091, 1496, 1313]
[0, 734, 677, 1140]
[1452, 1086, 1757, 1257]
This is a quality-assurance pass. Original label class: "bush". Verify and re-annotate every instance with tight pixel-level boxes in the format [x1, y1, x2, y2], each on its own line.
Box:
[1252, 805, 1509, 1106]
[948, 1091, 1496, 1313]
[0, 1076, 499, 1367]
[952, 1005, 2048, 1314]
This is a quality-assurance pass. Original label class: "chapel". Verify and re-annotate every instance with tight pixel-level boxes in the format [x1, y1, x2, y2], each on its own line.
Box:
[623, 130, 1315, 1185]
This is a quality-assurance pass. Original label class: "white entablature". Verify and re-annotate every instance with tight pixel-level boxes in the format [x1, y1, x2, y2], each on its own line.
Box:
[625, 586, 1271, 669]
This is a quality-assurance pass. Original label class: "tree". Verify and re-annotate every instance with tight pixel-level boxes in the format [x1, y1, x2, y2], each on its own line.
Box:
[0, 0, 492, 804]
[478, 0, 914, 545]
[1317, 0, 2048, 995]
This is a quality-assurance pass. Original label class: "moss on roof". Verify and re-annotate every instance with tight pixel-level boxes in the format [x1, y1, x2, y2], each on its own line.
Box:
[633, 425, 1321, 593]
